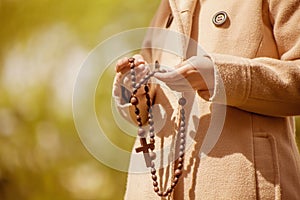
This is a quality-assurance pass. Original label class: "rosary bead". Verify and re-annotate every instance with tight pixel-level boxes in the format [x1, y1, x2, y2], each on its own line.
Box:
[130, 68, 135, 74]
[175, 169, 182, 177]
[133, 88, 137, 94]
[138, 128, 146, 137]
[149, 132, 155, 138]
[152, 175, 157, 181]
[144, 85, 149, 92]
[180, 138, 185, 145]
[178, 157, 184, 163]
[151, 167, 156, 175]
[177, 163, 183, 169]
[157, 191, 163, 196]
[181, 115, 185, 121]
[141, 78, 146, 83]
[148, 118, 154, 126]
[167, 187, 173, 194]
[180, 132, 185, 138]
[149, 126, 154, 132]
[130, 96, 139, 105]
[154, 187, 159, 192]
[151, 161, 155, 168]
[146, 101, 151, 107]
[136, 115, 141, 122]
[128, 57, 135, 63]
[173, 177, 178, 183]
[180, 109, 185, 115]
[180, 127, 185, 134]
[135, 108, 140, 115]
[153, 181, 158, 187]
[178, 97, 186, 106]
[180, 121, 185, 127]
[163, 191, 168, 196]
[148, 118, 154, 125]
[171, 182, 176, 188]
[135, 83, 141, 89]
[148, 113, 153, 118]
[179, 151, 184, 157]
[150, 152, 156, 160]
[137, 121, 142, 126]
[150, 138, 155, 144]
[131, 74, 136, 81]
[179, 144, 185, 151]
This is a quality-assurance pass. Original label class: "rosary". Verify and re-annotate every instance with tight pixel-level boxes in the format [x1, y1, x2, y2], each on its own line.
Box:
[128, 58, 187, 197]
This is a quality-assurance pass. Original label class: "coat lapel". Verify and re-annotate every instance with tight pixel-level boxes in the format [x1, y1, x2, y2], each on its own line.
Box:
[168, 0, 198, 58]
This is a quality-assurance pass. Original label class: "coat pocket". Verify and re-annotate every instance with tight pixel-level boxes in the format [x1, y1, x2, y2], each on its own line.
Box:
[253, 134, 281, 200]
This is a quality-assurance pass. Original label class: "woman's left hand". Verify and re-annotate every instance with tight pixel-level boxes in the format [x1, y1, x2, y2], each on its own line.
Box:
[154, 56, 215, 97]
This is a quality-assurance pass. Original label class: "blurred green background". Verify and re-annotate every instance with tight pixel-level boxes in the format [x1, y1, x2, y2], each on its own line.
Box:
[0, 1, 299, 200]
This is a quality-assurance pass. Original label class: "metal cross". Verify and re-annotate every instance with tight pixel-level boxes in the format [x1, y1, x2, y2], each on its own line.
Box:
[135, 138, 154, 167]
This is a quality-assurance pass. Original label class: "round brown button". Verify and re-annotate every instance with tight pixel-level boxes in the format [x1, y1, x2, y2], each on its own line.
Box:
[212, 11, 227, 26]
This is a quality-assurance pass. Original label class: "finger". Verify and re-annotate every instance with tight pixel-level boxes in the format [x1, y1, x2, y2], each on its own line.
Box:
[154, 64, 191, 82]
[116, 57, 130, 73]
[165, 82, 194, 92]
[133, 54, 146, 66]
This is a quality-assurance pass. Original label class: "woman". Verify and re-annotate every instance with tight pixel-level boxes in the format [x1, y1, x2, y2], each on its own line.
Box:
[113, 0, 300, 199]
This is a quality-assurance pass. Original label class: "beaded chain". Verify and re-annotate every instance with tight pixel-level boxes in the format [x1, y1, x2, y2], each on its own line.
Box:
[128, 58, 187, 197]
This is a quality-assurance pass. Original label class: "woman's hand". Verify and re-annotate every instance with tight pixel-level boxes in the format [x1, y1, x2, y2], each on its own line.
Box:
[115, 54, 149, 87]
[154, 56, 215, 99]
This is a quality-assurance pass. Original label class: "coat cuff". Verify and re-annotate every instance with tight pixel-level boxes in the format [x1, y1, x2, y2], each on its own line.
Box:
[208, 53, 251, 107]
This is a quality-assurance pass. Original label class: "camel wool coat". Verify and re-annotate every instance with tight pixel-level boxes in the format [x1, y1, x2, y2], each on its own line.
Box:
[113, 0, 300, 199]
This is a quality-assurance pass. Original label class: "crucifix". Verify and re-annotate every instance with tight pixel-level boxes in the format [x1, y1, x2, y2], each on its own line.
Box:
[135, 138, 154, 167]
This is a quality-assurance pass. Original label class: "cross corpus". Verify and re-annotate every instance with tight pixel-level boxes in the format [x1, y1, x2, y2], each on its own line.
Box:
[135, 138, 155, 167]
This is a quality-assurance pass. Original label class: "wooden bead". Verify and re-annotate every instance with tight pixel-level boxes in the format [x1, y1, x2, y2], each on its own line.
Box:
[180, 144, 185, 151]
[128, 58, 135, 63]
[135, 108, 140, 115]
[179, 151, 184, 157]
[180, 121, 185, 127]
[180, 109, 185, 114]
[180, 138, 185, 145]
[173, 177, 178, 183]
[138, 128, 146, 137]
[153, 181, 158, 187]
[136, 115, 141, 122]
[150, 138, 155, 143]
[180, 127, 186, 133]
[175, 169, 182, 177]
[148, 119, 154, 125]
[135, 83, 141, 89]
[178, 97, 186, 106]
[150, 152, 156, 160]
[149, 126, 154, 132]
[152, 175, 157, 181]
[178, 157, 184, 163]
[149, 132, 155, 138]
[151, 167, 156, 175]
[177, 163, 183, 169]
[163, 191, 168, 196]
[167, 187, 172, 194]
[144, 85, 149, 92]
[154, 187, 159, 192]
[157, 191, 163, 196]
[130, 96, 138, 105]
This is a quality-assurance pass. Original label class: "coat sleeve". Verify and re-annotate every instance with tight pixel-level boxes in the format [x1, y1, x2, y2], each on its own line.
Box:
[209, 0, 300, 117]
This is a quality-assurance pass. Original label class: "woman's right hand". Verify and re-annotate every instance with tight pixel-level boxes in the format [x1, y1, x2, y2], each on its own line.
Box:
[113, 54, 150, 103]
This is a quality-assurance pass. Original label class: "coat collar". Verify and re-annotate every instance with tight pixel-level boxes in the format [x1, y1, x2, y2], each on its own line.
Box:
[168, 0, 198, 36]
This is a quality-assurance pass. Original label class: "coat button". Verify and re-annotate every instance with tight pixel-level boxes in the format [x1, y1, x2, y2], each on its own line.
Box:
[212, 11, 227, 26]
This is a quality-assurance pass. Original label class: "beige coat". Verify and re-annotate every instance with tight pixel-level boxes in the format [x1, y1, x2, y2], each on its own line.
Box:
[117, 0, 300, 199]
